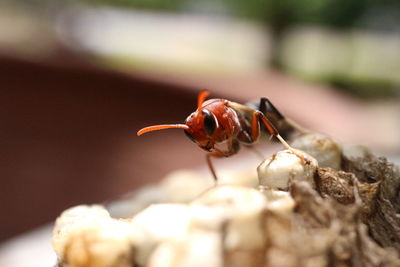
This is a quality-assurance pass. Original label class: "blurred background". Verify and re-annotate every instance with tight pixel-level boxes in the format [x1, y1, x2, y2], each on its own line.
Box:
[0, 0, 399, 265]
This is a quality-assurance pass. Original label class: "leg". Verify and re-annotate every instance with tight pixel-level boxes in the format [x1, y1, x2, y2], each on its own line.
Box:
[251, 110, 291, 149]
[206, 139, 239, 183]
[251, 111, 310, 164]
[206, 152, 220, 184]
[251, 111, 277, 141]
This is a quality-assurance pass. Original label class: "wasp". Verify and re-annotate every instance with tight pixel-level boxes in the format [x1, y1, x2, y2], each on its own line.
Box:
[137, 90, 302, 181]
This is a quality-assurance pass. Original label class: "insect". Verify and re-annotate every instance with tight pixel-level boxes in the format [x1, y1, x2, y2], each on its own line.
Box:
[137, 90, 300, 181]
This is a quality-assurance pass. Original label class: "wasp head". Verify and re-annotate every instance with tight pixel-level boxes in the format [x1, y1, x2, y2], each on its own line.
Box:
[137, 90, 217, 152]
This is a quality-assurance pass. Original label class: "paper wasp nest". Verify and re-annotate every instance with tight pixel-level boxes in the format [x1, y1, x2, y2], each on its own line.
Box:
[52, 133, 400, 267]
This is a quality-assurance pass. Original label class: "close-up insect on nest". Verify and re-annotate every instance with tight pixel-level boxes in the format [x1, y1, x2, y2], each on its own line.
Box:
[137, 90, 307, 181]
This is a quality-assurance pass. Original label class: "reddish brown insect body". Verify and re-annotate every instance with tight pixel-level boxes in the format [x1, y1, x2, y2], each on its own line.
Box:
[137, 90, 292, 181]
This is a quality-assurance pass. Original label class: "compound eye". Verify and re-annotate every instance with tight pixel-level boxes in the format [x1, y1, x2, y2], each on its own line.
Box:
[202, 110, 217, 136]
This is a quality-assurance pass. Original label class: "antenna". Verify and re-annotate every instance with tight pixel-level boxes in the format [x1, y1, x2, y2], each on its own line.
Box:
[137, 124, 189, 136]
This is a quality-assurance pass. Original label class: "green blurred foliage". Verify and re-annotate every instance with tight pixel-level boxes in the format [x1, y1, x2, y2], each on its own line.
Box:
[10, 0, 399, 97]
[233, 0, 400, 34]
[72, 0, 187, 11]
[71, 0, 400, 30]
[11, 0, 400, 32]
[13, 0, 400, 34]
